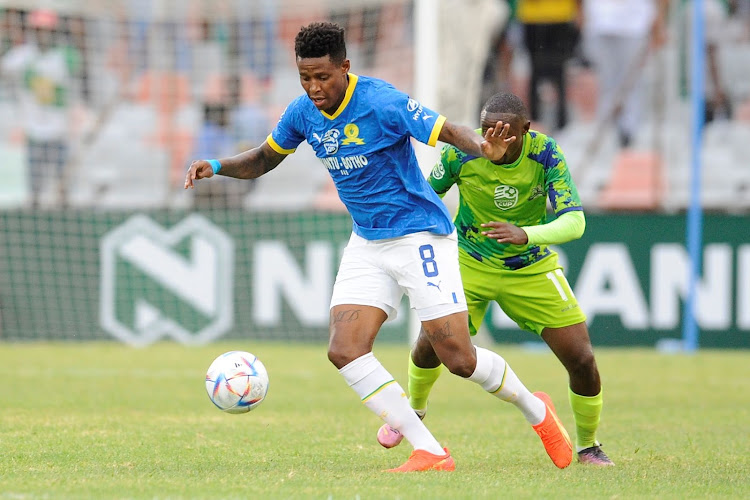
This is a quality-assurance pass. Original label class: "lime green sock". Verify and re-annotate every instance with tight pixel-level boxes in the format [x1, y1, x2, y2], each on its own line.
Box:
[568, 387, 603, 451]
[407, 356, 442, 411]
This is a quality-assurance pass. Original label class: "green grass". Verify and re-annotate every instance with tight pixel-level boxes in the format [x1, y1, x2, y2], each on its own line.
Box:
[0, 342, 748, 499]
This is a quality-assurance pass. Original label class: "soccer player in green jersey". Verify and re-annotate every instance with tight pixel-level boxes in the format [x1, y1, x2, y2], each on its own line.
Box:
[377, 92, 614, 466]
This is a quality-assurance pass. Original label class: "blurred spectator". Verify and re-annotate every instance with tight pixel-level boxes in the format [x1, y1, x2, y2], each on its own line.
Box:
[517, 0, 581, 131]
[193, 102, 235, 162]
[685, 0, 732, 123]
[63, 14, 91, 104]
[229, 0, 277, 87]
[124, 0, 151, 77]
[732, 0, 750, 29]
[0, 8, 81, 207]
[583, 0, 669, 148]
[329, 5, 382, 69]
[0, 8, 26, 54]
[227, 75, 271, 152]
[437, 0, 509, 126]
[188, 18, 229, 97]
[124, 0, 191, 77]
[480, 1, 519, 110]
[190, 75, 266, 209]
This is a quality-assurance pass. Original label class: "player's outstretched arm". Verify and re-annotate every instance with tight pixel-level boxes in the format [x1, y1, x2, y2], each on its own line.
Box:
[184, 141, 286, 189]
[482, 211, 586, 246]
[438, 120, 515, 162]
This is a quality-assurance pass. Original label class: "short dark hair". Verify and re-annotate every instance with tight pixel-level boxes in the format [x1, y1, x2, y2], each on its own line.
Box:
[295, 22, 347, 64]
[483, 92, 529, 121]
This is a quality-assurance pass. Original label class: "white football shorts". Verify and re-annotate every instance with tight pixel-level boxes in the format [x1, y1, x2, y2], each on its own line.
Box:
[330, 230, 468, 321]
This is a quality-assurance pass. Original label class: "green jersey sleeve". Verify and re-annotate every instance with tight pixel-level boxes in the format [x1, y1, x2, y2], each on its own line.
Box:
[428, 144, 464, 196]
[542, 138, 582, 215]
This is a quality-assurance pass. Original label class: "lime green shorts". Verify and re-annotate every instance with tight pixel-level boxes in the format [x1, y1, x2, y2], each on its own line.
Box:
[459, 249, 587, 336]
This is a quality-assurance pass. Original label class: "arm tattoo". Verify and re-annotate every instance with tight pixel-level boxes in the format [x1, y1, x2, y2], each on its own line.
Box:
[219, 146, 282, 179]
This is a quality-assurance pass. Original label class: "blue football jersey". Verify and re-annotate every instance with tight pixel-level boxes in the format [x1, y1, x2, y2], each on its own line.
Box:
[268, 73, 455, 240]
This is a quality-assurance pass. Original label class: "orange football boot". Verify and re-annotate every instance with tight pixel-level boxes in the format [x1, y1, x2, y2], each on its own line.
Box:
[387, 447, 455, 472]
[532, 391, 573, 469]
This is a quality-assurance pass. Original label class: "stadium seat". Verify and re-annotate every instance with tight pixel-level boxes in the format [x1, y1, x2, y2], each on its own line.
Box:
[133, 71, 192, 111]
[278, 12, 326, 52]
[598, 150, 665, 210]
[0, 143, 27, 207]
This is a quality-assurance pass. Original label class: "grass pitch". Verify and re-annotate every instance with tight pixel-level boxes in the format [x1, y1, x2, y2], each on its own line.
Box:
[1, 342, 748, 499]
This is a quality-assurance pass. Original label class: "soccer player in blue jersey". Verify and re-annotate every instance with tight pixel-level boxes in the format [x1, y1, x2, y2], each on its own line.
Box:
[376, 92, 614, 466]
[185, 22, 573, 472]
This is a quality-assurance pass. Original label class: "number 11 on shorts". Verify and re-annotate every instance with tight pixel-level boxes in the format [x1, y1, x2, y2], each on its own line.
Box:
[546, 269, 570, 301]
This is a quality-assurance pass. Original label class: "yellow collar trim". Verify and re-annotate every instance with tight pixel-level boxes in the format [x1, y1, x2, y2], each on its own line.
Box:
[321, 73, 358, 120]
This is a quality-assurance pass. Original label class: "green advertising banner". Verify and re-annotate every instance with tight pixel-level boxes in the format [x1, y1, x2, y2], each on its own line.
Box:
[0, 210, 406, 345]
[487, 214, 750, 348]
[0, 211, 748, 347]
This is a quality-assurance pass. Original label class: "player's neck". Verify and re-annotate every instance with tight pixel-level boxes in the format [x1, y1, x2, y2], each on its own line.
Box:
[493, 148, 522, 166]
[323, 74, 349, 115]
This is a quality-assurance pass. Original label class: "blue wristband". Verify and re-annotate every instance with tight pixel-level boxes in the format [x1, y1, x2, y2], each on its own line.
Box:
[207, 159, 221, 174]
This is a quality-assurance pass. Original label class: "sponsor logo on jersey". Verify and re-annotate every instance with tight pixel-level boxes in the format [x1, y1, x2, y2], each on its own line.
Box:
[431, 162, 445, 180]
[320, 155, 369, 175]
[494, 185, 519, 210]
[528, 185, 545, 201]
[341, 123, 365, 145]
[313, 129, 340, 155]
[407, 98, 425, 121]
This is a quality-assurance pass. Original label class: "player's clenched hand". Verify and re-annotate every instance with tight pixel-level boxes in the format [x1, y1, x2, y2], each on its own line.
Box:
[184, 160, 215, 189]
[480, 221, 528, 245]
[480, 121, 516, 162]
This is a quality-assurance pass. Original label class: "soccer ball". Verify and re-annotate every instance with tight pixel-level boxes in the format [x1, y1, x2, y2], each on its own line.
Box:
[205, 351, 269, 414]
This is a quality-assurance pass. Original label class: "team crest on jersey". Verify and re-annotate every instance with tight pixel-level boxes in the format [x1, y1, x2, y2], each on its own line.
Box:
[431, 162, 445, 180]
[312, 129, 340, 155]
[342, 123, 365, 145]
[494, 185, 518, 210]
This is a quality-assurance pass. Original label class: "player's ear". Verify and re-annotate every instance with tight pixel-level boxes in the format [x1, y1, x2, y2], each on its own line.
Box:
[522, 120, 531, 134]
[341, 59, 350, 74]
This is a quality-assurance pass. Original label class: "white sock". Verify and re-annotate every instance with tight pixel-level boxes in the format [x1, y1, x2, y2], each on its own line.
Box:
[468, 346, 546, 425]
[339, 352, 445, 455]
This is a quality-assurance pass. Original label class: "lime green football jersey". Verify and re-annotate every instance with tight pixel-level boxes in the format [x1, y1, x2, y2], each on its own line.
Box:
[429, 130, 582, 270]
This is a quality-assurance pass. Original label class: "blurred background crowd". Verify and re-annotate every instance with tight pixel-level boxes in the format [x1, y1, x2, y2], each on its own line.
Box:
[1, 0, 750, 213]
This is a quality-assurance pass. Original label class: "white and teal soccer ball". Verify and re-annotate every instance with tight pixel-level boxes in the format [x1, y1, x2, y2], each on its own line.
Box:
[205, 351, 269, 414]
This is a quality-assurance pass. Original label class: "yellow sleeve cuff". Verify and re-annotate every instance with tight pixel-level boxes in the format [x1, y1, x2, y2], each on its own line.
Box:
[427, 115, 447, 147]
[266, 134, 296, 155]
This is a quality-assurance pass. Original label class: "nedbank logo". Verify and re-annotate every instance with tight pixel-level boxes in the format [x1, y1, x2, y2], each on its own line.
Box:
[100, 214, 234, 346]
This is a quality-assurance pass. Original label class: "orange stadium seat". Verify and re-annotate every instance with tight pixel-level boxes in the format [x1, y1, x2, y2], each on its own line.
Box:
[279, 12, 326, 51]
[598, 150, 665, 210]
[134, 71, 191, 111]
